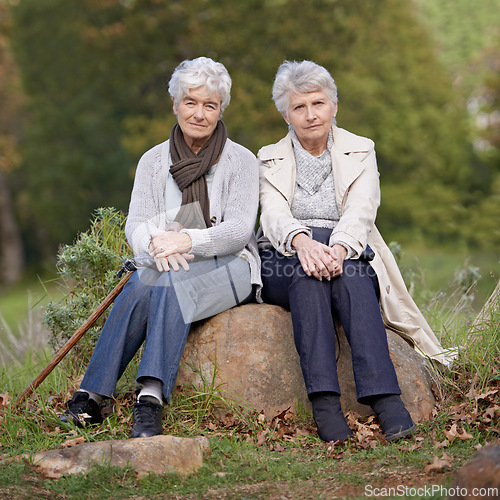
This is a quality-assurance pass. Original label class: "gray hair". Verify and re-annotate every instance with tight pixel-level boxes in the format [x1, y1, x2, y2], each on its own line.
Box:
[272, 60, 338, 117]
[168, 57, 232, 113]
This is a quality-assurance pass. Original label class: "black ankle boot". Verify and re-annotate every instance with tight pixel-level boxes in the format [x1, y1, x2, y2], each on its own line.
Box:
[366, 394, 416, 441]
[310, 392, 353, 443]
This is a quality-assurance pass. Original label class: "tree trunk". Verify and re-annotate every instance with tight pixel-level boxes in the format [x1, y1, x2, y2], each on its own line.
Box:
[0, 169, 24, 284]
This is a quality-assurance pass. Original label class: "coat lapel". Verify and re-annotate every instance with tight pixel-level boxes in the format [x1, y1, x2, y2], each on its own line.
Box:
[330, 146, 364, 211]
[330, 127, 371, 211]
[259, 127, 371, 206]
[259, 134, 296, 201]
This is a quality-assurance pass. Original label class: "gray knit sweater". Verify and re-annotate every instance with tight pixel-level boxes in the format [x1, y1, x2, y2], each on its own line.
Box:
[125, 138, 261, 286]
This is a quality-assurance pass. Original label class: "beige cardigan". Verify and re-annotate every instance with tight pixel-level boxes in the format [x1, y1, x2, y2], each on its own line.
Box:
[258, 126, 454, 365]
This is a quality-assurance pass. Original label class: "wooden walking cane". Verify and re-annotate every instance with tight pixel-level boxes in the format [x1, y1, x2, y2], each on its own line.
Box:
[14, 259, 139, 407]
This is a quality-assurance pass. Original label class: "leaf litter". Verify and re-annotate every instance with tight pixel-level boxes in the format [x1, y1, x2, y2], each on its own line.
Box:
[0, 371, 498, 498]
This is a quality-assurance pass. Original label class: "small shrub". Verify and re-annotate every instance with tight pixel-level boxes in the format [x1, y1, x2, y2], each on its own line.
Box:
[44, 208, 131, 364]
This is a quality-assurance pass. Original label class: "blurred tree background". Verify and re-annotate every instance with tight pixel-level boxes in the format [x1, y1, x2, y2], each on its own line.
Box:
[0, 0, 499, 284]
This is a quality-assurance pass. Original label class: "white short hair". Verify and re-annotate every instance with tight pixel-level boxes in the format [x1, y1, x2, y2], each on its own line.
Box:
[168, 57, 232, 113]
[272, 60, 338, 117]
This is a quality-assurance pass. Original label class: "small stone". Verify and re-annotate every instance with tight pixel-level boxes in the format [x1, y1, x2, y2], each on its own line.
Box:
[29, 435, 209, 478]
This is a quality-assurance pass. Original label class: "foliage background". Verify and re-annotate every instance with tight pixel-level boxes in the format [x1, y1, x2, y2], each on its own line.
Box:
[0, 0, 499, 283]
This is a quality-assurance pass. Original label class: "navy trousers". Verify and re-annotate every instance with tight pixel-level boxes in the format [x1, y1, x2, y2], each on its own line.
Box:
[260, 227, 401, 401]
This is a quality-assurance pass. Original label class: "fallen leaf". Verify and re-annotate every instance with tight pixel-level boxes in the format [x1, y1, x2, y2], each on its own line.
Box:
[465, 386, 478, 401]
[457, 428, 474, 440]
[60, 436, 85, 448]
[475, 389, 498, 401]
[410, 441, 423, 451]
[484, 406, 498, 419]
[221, 413, 238, 428]
[355, 427, 375, 441]
[0, 393, 11, 409]
[34, 465, 61, 480]
[346, 411, 362, 426]
[326, 444, 345, 459]
[271, 407, 291, 422]
[256, 429, 268, 446]
[424, 454, 453, 474]
[295, 427, 315, 437]
[444, 423, 459, 442]
[273, 442, 285, 452]
[432, 437, 449, 449]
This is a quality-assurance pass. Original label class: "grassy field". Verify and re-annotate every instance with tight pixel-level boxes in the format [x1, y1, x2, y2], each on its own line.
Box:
[0, 272, 60, 334]
[399, 247, 500, 309]
[0, 248, 498, 499]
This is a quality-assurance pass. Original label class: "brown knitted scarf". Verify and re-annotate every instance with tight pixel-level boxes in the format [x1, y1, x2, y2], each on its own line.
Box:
[169, 120, 227, 229]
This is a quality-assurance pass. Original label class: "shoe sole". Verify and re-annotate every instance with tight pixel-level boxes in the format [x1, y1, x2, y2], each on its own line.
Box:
[318, 429, 353, 443]
[130, 430, 163, 438]
[385, 424, 417, 442]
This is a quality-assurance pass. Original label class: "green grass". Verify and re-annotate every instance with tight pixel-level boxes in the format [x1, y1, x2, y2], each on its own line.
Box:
[0, 277, 53, 331]
[0, 419, 493, 499]
[399, 247, 500, 310]
[0, 244, 498, 499]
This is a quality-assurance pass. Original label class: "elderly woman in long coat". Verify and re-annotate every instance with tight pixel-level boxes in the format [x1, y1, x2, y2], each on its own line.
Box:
[258, 60, 451, 443]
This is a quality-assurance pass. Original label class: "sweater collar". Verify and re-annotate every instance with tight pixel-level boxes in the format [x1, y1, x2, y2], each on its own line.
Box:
[258, 126, 372, 161]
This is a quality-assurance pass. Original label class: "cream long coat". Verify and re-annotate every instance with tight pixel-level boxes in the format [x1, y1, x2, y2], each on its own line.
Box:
[258, 126, 454, 365]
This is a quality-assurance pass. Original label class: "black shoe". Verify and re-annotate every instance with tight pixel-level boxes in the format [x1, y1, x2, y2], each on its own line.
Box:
[130, 396, 163, 438]
[59, 391, 103, 427]
[367, 394, 416, 442]
[310, 392, 353, 443]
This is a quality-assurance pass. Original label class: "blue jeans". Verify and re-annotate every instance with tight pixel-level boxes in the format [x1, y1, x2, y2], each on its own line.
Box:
[81, 254, 252, 402]
[260, 227, 400, 401]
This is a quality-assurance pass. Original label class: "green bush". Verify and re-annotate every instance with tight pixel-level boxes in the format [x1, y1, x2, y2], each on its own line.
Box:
[44, 208, 131, 362]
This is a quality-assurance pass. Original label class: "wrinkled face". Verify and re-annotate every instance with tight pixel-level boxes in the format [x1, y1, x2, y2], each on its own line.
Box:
[173, 86, 222, 152]
[284, 90, 337, 148]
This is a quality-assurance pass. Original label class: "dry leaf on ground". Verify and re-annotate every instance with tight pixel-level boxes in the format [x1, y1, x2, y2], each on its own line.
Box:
[424, 453, 453, 474]
[60, 436, 86, 448]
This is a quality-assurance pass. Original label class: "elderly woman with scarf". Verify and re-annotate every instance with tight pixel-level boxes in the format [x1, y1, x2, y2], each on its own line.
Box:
[258, 60, 451, 443]
[60, 57, 260, 438]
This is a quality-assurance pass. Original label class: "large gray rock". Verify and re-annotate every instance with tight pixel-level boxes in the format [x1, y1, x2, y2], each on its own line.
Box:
[30, 435, 209, 479]
[178, 303, 307, 417]
[177, 303, 437, 422]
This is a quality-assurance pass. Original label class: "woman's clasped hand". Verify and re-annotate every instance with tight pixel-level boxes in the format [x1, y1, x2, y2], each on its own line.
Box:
[291, 232, 346, 280]
[148, 229, 194, 272]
